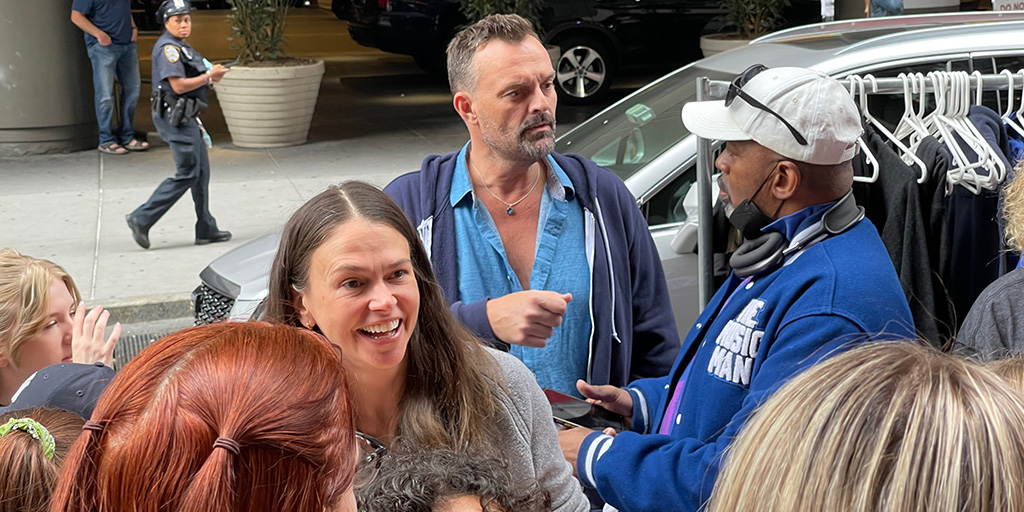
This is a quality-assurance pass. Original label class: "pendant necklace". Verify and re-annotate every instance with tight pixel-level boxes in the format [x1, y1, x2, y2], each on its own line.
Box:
[469, 159, 541, 215]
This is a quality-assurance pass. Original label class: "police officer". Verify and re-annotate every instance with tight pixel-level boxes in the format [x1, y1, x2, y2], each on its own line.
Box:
[125, 0, 230, 250]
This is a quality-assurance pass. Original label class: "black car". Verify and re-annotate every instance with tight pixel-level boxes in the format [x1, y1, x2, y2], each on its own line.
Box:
[331, 0, 819, 103]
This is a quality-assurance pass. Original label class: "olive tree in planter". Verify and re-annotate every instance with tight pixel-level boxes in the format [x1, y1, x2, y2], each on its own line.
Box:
[700, 0, 792, 57]
[214, 0, 325, 148]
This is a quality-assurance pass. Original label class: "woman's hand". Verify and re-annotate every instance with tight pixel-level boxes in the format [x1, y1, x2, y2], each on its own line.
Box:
[71, 302, 120, 367]
[209, 64, 229, 83]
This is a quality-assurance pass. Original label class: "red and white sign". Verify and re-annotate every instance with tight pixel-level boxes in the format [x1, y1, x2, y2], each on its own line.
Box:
[993, 2, 1024, 11]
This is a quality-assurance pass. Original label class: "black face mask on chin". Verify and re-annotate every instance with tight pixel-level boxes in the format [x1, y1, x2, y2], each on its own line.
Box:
[728, 161, 784, 241]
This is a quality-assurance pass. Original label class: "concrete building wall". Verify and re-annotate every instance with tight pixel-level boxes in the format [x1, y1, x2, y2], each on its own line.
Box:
[0, 0, 97, 155]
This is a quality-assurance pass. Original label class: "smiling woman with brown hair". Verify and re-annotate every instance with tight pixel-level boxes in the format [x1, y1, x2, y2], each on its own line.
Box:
[264, 181, 588, 512]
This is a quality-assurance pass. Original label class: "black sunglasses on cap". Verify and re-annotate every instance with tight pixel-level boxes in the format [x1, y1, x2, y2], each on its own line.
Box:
[724, 64, 808, 146]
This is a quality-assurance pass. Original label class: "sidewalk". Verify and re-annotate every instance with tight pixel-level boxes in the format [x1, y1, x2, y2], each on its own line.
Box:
[0, 56, 467, 326]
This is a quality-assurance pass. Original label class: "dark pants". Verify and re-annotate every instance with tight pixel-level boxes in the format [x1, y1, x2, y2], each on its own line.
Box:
[132, 111, 218, 237]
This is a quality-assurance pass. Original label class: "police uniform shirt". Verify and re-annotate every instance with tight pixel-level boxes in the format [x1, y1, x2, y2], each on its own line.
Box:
[152, 31, 208, 103]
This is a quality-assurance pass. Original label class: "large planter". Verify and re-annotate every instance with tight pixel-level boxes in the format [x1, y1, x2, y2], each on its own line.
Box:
[213, 59, 325, 148]
[699, 34, 751, 58]
[546, 43, 560, 69]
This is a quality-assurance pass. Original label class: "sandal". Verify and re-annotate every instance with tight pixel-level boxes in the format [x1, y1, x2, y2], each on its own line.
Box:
[124, 139, 149, 152]
[98, 142, 127, 155]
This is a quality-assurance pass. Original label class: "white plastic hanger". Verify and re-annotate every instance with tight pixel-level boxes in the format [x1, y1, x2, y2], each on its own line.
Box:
[1014, 69, 1024, 135]
[929, 71, 986, 194]
[893, 72, 932, 145]
[949, 71, 991, 193]
[906, 72, 935, 152]
[941, 71, 1006, 193]
[861, 74, 930, 183]
[965, 71, 1006, 190]
[1001, 69, 1024, 138]
[848, 76, 879, 183]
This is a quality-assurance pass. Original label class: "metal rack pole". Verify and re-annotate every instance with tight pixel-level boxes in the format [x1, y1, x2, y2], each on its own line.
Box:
[694, 77, 713, 312]
[694, 77, 731, 311]
[840, 72, 1015, 94]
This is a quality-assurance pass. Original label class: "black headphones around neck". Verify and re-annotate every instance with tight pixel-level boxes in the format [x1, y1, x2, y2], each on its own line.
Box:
[729, 190, 864, 278]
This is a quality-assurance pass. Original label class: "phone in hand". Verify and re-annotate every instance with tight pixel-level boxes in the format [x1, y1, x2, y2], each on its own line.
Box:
[544, 388, 626, 432]
[221, 60, 238, 68]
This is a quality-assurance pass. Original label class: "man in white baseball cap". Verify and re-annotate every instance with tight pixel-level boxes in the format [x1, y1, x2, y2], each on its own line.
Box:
[561, 66, 914, 512]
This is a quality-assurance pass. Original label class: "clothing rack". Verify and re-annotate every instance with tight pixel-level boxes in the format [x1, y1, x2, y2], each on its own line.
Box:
[693, 71, 1021, 310]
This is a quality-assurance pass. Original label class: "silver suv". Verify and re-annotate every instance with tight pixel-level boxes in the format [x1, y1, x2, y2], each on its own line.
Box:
[193, 12, 1024, 336]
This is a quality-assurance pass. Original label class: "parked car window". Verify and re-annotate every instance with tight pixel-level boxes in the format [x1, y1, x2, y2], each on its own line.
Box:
[977, 55, 1024, 112]
[643, 145, 725, 227]
[556, 66, 733, 181]
[644, 166, 699, 226]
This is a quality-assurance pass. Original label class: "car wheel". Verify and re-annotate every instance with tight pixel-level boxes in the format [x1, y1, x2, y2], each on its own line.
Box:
[554, 36, 615, 104]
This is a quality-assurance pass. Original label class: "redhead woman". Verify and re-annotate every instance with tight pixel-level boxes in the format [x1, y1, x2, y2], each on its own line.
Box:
[50, 322, 358, 512]
[265, 181, 588, 512]
[0, 249, 119, 406]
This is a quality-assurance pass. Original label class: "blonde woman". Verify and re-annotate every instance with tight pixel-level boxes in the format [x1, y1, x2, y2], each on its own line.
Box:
[709, 342, 1024, 512]
[0, 249, 119, 406]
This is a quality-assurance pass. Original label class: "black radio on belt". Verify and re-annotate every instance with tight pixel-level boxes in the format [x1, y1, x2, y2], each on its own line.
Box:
[168, 98, 187, 126]
[156, 89, 209, 127]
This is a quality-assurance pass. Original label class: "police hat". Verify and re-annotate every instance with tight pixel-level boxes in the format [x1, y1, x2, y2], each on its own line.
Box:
[158, 0, 192, 24]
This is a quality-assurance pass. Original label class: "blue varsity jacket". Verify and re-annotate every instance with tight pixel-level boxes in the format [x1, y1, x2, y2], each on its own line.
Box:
[576, 206, 915, 511]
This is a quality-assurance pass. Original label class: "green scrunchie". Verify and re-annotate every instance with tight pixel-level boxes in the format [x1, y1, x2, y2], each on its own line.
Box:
[0, 417, 56, 459]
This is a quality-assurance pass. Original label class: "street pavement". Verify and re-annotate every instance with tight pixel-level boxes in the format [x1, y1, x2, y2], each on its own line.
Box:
[1, 59, 463, 325]
[0, 8, 650, 345]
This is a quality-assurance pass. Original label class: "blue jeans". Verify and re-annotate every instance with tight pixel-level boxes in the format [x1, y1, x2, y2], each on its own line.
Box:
[86, 42, 141, 146]
[870, 0, 904, 17]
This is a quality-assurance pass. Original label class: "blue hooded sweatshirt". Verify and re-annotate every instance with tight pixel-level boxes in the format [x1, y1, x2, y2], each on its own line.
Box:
[384, 151, 681, 387]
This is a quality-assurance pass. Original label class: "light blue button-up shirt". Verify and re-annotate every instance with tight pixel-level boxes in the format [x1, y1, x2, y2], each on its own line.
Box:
[451, 143, 591, 397]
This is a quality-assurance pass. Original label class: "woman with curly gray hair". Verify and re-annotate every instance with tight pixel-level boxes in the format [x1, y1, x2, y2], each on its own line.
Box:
[357, 449, 551, 512]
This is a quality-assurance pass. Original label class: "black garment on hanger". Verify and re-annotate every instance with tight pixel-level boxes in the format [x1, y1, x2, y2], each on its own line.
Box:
[853, 125, 941, 346]
[914, 135, 956, 345]
[946, 106, 1015, 333]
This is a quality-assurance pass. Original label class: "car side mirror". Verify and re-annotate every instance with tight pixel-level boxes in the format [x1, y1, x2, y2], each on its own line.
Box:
[670, 222, 698, 255]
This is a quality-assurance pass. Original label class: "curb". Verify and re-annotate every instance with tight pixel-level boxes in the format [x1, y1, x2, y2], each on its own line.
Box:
[94, 293, 193, 325]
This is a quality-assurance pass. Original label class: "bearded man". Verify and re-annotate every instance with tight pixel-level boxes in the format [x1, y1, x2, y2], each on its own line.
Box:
[384, 14, 680, 397]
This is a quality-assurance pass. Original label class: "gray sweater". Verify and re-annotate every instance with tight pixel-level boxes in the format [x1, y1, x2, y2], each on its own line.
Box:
[955, 267, 1024, 360]
[488, 348, 590, 512]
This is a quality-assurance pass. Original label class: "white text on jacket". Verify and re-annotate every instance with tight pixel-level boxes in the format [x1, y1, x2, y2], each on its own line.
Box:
[708, 299, 764, 386]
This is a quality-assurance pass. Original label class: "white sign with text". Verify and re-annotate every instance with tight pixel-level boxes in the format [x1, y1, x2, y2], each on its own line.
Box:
[992, 2, 1024, 11]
